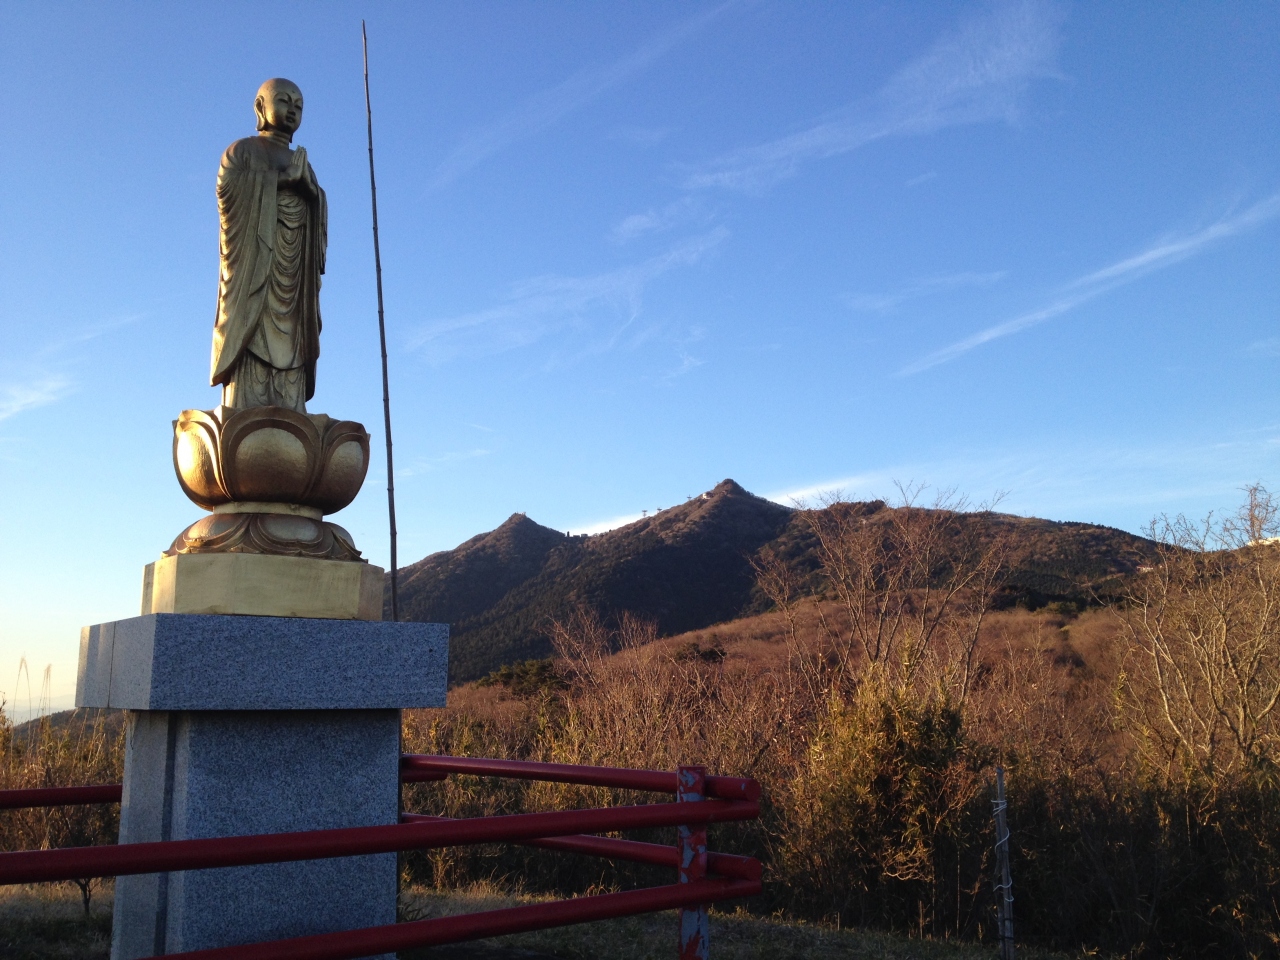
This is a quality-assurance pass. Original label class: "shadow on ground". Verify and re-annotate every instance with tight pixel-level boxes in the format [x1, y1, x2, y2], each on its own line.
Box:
[406, 947, 562, 959]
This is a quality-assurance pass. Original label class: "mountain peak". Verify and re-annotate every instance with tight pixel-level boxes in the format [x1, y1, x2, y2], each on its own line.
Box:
[711, 479, 748, 496]
[482, 513, 565, 553]
[495, 512, 542, 532]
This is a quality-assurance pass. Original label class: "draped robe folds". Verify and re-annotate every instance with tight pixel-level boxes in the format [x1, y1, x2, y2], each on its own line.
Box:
[210, 136, 327, 411]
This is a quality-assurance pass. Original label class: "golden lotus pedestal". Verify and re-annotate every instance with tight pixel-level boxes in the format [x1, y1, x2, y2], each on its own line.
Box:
[151, 404, 383, 620]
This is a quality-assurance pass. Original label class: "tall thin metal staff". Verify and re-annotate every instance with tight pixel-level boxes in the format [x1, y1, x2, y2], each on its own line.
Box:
[363, 21, 399, 622]
[993, 766, 1016, 960]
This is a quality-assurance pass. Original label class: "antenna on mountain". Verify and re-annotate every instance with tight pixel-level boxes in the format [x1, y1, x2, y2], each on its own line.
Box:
[363, 21, 399, 621]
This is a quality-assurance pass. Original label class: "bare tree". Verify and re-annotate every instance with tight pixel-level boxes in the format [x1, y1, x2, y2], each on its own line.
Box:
[547, 606, 613, 687]
[750, 546, 828, 714]
[768, 485, 1008, 704]
[1123, 484, 1280, 785]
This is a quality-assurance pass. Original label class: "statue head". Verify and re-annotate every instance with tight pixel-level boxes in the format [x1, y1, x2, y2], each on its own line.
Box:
[254, 78, 304, 139]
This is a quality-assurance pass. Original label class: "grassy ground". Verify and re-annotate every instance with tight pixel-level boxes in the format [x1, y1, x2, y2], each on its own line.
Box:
[0, 881, 1084, 960]
[0, 883, 112, 960]
[399, 884, 1081, 960]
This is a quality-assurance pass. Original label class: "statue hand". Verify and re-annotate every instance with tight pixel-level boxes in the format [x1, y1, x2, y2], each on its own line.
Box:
[302, 159, 319, 195]
[281, 147, 316, 195]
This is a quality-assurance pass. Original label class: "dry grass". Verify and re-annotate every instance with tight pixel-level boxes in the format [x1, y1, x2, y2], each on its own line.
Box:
[0, 882, 113, 960]
[0, 882, 1084, 960]
[559, 604, 1123, 689]
[398, 883, 1083, 960]
[1, 706, 124, 921]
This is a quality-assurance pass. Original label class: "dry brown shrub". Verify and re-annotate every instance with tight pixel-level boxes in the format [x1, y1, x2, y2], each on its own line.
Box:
[0, 703, 123, 915]
[1121, 484, 1280, 788]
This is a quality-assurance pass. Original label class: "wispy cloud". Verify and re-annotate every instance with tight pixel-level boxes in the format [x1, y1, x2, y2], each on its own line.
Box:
[610, 125, 674, 147]
[409, 229, 729, 362]
[662, 350, 705, 381]
[683, 0, 1061, 192]
[429, 4, 731, 189]
[35, 314, 141, 356]
[0, 314, 142, 427]
[763, 424, 1280, 530]
[901, 191, 1280, 375]
[610, 197, 705, 244]
[846, 271, 1006, 312]
[1248, 337, 1280, 358]
[0, 375, 71, 423]
[398, 448, 491, 479]
[905, 170, 938, 187]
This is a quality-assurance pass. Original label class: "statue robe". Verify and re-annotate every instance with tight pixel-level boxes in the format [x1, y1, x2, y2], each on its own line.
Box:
[210, 135, 327, 411]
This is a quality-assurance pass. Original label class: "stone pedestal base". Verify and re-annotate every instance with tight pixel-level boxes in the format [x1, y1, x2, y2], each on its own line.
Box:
[112, 709, 398, 959]
[76, 614, 449, 959]
[77, 614, 446, 711]
[141, 553, 384, 620]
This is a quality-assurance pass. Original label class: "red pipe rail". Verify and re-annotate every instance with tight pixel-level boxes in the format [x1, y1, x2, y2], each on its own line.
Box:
[0, 799, 757, 885]
[401, 753, 761, 801]
[0, 783, 123, 809]
[0, 754, 761, 808]
[400, 813, 762, 882]
[0, 756, 763, 959]
[148, 878, 761, 960]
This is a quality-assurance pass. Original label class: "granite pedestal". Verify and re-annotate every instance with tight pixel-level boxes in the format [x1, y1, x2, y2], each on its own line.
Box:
[76, 614, 448, 959]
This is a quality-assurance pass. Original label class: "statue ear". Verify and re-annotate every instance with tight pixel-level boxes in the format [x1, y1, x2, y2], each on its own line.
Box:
[254, 95, 268, 132]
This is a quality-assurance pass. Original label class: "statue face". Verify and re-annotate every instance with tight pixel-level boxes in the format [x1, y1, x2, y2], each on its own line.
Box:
[255, 80, 304, 136]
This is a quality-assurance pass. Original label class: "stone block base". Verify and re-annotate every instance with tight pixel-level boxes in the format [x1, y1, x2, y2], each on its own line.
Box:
[141, 552, 384, 620]
[75, 613, 448, 959]
[112, 709, 398, 959]
[77, 615, 447, 711]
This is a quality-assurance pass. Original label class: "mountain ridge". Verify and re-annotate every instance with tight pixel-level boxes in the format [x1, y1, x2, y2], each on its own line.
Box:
[392, 479, 1156, 683]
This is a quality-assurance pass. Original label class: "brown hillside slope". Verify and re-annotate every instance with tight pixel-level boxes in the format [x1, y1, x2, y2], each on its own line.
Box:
[393, 479, 1157, 683]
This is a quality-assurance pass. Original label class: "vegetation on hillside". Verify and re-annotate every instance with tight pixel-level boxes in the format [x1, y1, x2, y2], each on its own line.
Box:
[395, 479, 1158, 683]
[400, 487, 1280, 957]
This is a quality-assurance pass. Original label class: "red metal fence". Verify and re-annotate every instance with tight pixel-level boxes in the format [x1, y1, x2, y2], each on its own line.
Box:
[0, 754, 762, 959]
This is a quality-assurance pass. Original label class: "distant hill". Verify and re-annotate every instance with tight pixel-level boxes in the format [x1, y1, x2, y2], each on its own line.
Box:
[10, 707, 124, 741]
[393, 479, 1158, 684]
[395, 480, 792, 681]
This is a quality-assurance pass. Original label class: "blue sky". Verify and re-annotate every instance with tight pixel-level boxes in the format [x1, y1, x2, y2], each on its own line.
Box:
[2, 1, 1277, 711]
